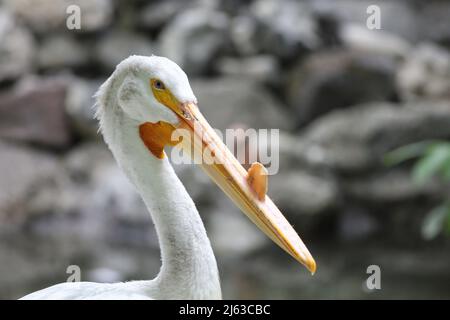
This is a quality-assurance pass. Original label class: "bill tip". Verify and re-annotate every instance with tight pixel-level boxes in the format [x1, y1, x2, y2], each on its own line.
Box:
[307, 258, 317, 275]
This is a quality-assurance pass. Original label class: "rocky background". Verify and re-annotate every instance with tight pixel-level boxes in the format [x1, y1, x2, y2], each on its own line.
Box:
[0, 0, 450, 299]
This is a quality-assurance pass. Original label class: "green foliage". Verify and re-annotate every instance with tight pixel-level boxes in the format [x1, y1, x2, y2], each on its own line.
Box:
[383, 140, 435, 166]
[421, 202, 450, 240]
[413, 143, 450, 185]
[385, 140, 450, 240]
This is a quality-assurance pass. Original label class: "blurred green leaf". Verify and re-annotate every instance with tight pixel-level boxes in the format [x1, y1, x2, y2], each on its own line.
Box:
[412, 144, 450, 184]
[421, 204, 450, 240]
[383, 141, 434, 166]
[443, 160, 450, 182]
[387, 141, 450, 239]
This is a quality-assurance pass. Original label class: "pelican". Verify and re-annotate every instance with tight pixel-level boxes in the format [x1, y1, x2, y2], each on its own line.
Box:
[21, 55, 315, 300]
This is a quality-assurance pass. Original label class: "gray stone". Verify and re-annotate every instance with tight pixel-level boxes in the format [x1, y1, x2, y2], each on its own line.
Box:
[62, 143, 148, 225]
[229, 15, 260, 56]
[396, 43, 450, 101]
[344, 171, 444, 203]
[0, 77, 72, 148]
[296, 101, 450, 173]
[311, 0, 418, 42]
[286, 49, 398, 127]
[159, 8, 229, 76]
[138, 0, 191, 31]
[208, 204, 267, 257]
[337, 208, 379, 241]
[5, 0, 113, 33]
[65, 77, 102, 139]
[95, 32, 156, 71]
[215, 55, 280, 84]
[313, 0, 450, 45]
[340, 23, 411, 58]
[0, 142, 61, 225]
[270, 171, 338, 216]
[75, 0, 113, 32]
[0, 9, 34, 82]
[295, 140, 373, 174]
[250, 0, 319, 60]
[37, 35, 89, 70]
[417, 1, 450, 44]
[22, 142, 158, 245]
[64, 143, 161, 247]
[191, 77, 294, 131]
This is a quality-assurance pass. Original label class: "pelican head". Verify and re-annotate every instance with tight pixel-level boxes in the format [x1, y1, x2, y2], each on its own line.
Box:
[100, 56, 196, 126]
[96, 55, 316, 274]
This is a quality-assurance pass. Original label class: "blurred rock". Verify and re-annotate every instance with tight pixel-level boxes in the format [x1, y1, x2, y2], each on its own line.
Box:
[0, 77, 71, 148]
[297, 140, 373, 174]
[0, 9, 34, 82]
[417, 1, 450, 44]
[287, 49, 397, 127]
[215, 55, 280, 84]
[138, 0, 191, 31]
[0, 233, 94, 299]
[296, 101, 450, 173]
[0, 142, 60, 225]
[159, 8, 229, 75]
[24, 142, 158, 245]
[344, 171, 443, 203]
[311, 0, 418, 42]
[67, 143, 161, 247]
[5, 0, 113, 33]
[37, 35, 89, 70]
[337, 208, 379, 241]
[340, 23, 411, 58]
[314, 0, 450, 45]
[315, 9, 340, 47]
[63, 143, 149, 224]
[21, 145, 111, 229]
[76, 0, 114, 32]
[65, 77, 102, 139]
[250, 0, 319, 60]
[229, 15, 260, 56]
[396, 43, 450, 101]
[208, 204, 267, 257]
[270, 171, 338, 216]
[95, 32, 156, 71]
[192, 77, 294, 131]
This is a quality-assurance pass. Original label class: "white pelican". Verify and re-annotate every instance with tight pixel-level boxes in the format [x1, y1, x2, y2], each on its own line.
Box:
[21, 55, 315, 300]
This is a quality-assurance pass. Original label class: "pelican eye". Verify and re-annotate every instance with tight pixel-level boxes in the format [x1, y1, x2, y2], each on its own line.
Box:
[152, 79, 165, 90]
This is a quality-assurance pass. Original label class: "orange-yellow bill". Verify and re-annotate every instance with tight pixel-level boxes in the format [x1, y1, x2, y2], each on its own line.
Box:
[144, 81, 316, 274]
[174, 103, 316, 274]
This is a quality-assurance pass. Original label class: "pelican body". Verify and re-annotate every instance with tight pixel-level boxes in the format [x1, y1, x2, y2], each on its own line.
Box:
[21, 56, 315, 300]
